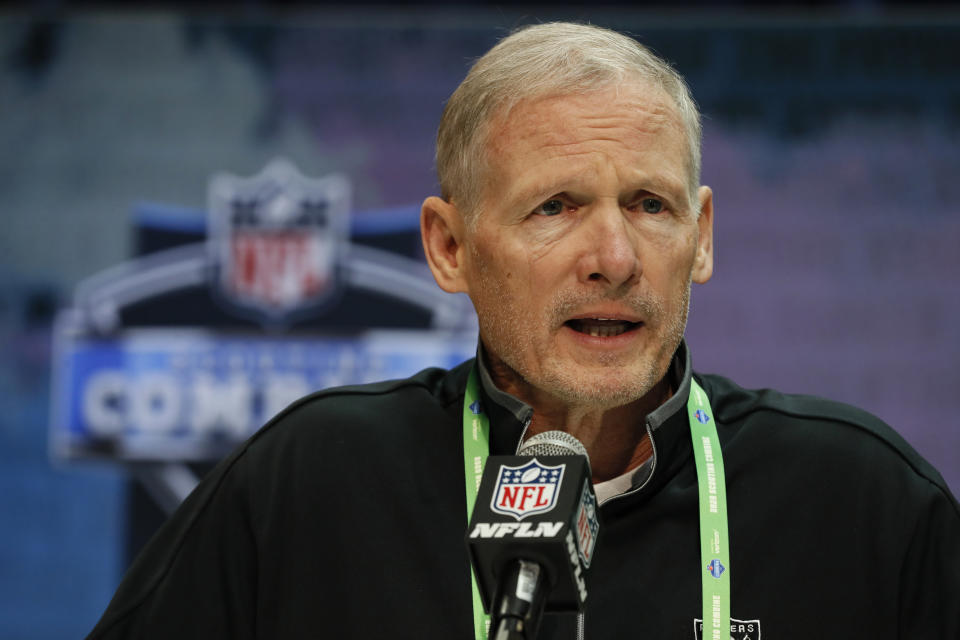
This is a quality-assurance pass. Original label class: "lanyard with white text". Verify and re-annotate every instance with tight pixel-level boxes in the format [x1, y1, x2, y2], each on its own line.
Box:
[687, 378, 731, 640]
[462, 368, 730, 640]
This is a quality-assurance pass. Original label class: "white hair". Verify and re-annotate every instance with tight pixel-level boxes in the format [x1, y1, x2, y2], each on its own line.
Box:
[436, 22, 703, 221]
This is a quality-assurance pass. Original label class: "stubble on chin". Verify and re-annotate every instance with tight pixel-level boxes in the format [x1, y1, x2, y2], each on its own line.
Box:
[478, 274, 693, 410]
[536, 283, 690, 408]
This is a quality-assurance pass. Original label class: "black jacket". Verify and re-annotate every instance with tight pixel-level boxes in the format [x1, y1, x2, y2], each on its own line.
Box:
[87, 351, 960, 639]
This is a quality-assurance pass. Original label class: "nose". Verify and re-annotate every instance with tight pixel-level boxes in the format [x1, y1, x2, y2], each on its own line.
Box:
[575, 201, 641, 290]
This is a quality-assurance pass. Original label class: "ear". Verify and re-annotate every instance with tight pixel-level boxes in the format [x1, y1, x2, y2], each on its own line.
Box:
[420, 196, 470, 293]
[691, 186, 714, 284]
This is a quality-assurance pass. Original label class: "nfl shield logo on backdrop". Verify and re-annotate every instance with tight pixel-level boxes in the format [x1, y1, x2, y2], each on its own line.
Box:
[491, 459, 565, 520]
[207, 158, 351, 325]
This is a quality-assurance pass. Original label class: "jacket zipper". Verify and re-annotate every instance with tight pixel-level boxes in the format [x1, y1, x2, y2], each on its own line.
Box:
[582, 422, 658, 640]
[513, 416, 532, 453]
[597, 421, 659, 507]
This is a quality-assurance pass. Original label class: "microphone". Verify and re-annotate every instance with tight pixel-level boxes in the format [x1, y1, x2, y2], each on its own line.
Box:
[466, 431, 601, 640]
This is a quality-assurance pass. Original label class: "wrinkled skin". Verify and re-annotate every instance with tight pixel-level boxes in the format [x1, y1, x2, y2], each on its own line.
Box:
[422, 82, 714, 479]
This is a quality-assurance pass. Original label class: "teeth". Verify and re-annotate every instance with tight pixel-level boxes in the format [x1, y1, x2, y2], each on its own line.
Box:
[567, 318, 638, 337]
[585, 323, 629, 338]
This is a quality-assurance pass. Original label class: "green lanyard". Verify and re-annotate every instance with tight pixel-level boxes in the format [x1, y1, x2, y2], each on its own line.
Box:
[462, 367, 491, 640]
[462, 368, 730, 640]
[686, 378, 731, 640]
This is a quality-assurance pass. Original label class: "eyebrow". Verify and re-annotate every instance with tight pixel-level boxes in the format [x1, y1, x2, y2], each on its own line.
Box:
[508, 181, 562, 207]
[509, 174, 688, 208]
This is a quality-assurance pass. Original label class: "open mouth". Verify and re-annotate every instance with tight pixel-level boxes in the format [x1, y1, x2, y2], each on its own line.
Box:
[565, 318, 641, 338]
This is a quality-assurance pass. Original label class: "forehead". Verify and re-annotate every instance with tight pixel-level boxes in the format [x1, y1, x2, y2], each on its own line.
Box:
[481, 83, 691, 204]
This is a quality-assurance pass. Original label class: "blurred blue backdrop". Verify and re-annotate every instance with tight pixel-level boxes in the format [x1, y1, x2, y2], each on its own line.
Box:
[2, 5, 959, 638]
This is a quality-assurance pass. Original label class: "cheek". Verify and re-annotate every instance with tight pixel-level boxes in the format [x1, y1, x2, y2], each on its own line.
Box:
[523, 219, 573, 263]
[475, 231, 543, 288]
[470, 239, 524, 306]
[644, 229, 698, 292]
[652, 218, 698, 256]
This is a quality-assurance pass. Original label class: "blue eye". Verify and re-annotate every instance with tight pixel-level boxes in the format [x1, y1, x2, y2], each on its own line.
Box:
[533, 199, 565, 216]
[642, 198, 663, 214]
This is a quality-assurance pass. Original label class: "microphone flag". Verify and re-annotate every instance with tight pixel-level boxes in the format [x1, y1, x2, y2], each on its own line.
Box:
[466, 453, 599, 615]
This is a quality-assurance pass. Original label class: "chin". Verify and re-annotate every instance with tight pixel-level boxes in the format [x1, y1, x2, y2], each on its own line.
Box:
[538, 363, 661, 409]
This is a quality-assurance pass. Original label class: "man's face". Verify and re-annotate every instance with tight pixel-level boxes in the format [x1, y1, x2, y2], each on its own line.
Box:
[443, 82, 712, 408]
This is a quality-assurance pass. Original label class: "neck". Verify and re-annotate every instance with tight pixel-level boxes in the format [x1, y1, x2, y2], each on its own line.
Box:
[486, 356, 673, 483]
[526, 379, 670, 483]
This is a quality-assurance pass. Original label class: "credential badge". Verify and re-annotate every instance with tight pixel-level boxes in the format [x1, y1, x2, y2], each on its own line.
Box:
[491, 459, 565, 520]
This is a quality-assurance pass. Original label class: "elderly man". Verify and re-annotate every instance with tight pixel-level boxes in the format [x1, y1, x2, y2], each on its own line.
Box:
[88, 22, 959, 640]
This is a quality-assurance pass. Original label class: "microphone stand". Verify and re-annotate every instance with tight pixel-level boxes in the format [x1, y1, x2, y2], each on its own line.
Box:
[490, 559, 548, 640]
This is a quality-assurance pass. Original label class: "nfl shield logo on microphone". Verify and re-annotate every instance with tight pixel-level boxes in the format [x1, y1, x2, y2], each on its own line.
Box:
[491, 459, 565, 520]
